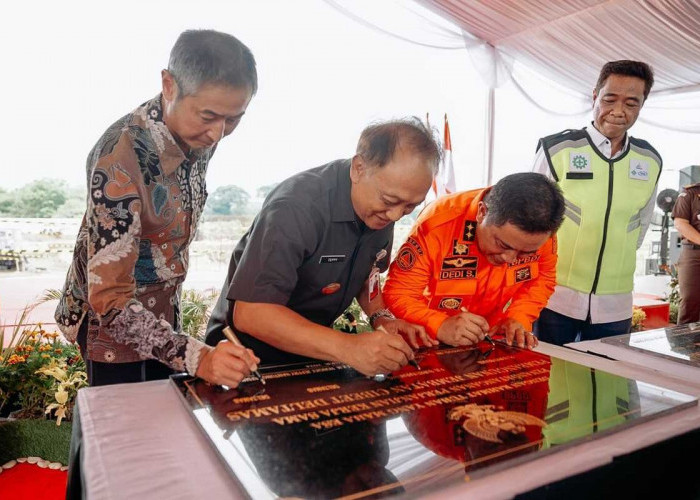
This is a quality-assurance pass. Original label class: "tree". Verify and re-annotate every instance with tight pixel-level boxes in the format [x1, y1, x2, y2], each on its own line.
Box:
[12, 179, 68, 218]
[206, 185, 250, 215]
[256, 183, 279, 200]
[0, 188, 14, 215]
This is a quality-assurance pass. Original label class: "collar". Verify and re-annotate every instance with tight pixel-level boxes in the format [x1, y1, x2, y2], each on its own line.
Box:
[330, 159, 358, 223]
[133, 95, 195, 176]
[586, 122, 629, 159]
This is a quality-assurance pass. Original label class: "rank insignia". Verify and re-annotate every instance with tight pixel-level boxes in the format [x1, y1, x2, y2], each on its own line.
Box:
[438, 297, 462, 310]
[515, 266, 532, 283]
[452, 240, 469, 256]
[463, 220, 476, 242]
[396, 246, 417, 271]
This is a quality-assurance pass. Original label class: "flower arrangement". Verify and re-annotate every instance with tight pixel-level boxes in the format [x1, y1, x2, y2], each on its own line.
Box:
[1, 304, 87, 425]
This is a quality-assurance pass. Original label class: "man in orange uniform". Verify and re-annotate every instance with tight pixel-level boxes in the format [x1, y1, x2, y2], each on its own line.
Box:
[383, 173, 565, 349]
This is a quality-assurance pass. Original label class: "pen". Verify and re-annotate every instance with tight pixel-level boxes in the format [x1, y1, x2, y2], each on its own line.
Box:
[222, 326, 266, 385]
[460, 307, 495, 346]
[376, 325, 421, 370]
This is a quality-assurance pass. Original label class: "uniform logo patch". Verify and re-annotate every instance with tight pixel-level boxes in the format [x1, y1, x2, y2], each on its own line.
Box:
[452, 240, 469, 256]
[396, 246, 417, 271]
[440, 256, 478, 280]
[515, 266, 532, 283]
[321, 282, 341, 295]
[406, 237, 424, 256]
[438, 297, 463, 310]
[629, 159, 650, 180]
[463, 220, 476, 242]
[569, 152, 591, 173]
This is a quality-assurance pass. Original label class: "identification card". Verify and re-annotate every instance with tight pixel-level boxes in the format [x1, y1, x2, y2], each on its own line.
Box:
[368, 266, 380, 301]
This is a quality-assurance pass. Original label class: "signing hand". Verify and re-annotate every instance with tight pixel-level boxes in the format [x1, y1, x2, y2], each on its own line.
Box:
[436, 311, 489, 347]
[342, 330, 414, 376]
[374, 317, 439, 349]
[496, 318, 538, 349]
[195, 341, 260, 388]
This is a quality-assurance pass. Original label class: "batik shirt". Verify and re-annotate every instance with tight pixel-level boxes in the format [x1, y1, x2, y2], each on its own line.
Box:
[55, 95, 213, 374]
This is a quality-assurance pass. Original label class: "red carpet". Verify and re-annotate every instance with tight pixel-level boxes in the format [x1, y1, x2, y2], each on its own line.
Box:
[0, 463, 67, 500]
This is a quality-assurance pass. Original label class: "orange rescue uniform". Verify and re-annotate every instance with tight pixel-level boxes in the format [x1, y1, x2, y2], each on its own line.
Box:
[383, 188, 557, 338]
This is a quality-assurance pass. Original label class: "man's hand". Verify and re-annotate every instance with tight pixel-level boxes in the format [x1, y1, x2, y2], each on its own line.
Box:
[341, 330, 415, 376]
[374, 317, 438, 349]
[436, 311, 489, 346]
[195, 341, 261, 387]
[495, 318, 538, 349]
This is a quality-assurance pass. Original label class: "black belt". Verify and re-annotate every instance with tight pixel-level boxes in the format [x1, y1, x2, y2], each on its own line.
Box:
[682, 243, 700, 250]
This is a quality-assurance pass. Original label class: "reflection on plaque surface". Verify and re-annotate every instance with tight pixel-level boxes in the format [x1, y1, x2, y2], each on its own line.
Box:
[171, 343, 696, 499]
[601, 323, 700, 367]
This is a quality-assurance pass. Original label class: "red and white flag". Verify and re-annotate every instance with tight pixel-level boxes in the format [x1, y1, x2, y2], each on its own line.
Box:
[432, 114, 457, 197]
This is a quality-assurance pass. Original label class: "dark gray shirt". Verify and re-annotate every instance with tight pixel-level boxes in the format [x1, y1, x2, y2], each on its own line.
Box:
[206, 159, 393, 365]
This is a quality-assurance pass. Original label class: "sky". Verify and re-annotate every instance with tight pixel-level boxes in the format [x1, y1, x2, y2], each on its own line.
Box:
[1, 0, 697, 197]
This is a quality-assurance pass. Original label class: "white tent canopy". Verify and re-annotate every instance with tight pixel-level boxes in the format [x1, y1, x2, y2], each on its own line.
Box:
[326, 0, 700, 183]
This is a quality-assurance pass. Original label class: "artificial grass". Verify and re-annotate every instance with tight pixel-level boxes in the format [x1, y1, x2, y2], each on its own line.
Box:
[0, 419, 71, 465]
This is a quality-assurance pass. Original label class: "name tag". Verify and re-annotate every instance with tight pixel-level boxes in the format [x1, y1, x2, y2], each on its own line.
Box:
[319, 255, 346, 264]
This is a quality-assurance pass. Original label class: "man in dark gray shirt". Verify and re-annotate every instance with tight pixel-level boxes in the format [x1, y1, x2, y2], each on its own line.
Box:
[206, 118, 440, 376]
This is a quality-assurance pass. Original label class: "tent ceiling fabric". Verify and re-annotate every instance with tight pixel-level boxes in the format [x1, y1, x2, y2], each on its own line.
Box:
[417, 0, 700, 96]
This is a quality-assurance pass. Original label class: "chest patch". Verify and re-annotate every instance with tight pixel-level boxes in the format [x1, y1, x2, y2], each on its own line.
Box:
[569, 152, 591, 173]
[515, 266, 532, 283]
[629, 158, 650, 181]
[438, 297, 462, 310]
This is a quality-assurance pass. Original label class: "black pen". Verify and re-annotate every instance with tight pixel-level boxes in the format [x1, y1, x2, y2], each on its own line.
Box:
[377, 325, 421, 370]
[222, 326, 266, 385]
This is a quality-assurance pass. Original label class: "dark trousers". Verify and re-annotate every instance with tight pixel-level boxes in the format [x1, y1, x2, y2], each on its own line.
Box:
[533, 307, 632, 346]
[677, 247, 700, 325]
[77, 320, 174, 387]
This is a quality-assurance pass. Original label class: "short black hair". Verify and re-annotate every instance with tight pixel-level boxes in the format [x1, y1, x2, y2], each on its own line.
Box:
[356, 117, 441, 175]
[483, 173, 565, 234]
[595, 60, 654, 100]
[169, 29, 258, 97]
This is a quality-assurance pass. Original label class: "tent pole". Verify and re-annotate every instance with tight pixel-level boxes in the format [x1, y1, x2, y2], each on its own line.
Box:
[486, 86, 495, 185]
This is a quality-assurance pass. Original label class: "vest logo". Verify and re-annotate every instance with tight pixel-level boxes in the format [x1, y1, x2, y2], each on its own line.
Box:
[629, 159, 650, 181]
[569, 152, 591, 173]
[438, 297, 462, 310]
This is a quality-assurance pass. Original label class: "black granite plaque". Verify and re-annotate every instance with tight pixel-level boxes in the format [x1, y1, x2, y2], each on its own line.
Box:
[171, 343, 696, 499]
[601, 323, 700, 367]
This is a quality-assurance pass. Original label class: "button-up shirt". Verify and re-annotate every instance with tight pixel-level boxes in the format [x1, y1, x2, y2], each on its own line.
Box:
[55, 95, 213, 374]
[532, 123, 657, 323]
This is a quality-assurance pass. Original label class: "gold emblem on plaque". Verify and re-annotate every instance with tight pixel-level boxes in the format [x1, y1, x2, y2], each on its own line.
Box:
[448, 403, 547, 443]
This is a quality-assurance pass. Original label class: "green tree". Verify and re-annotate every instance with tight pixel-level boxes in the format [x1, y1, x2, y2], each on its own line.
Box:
[256, 183, 279, 200]
[0, 188, 14, 215]
[12, 179, 69, 218]
[207, 185, 250, 215]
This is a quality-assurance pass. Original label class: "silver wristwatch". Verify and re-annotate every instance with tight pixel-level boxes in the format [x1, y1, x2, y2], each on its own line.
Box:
[369, 308, 396, 328]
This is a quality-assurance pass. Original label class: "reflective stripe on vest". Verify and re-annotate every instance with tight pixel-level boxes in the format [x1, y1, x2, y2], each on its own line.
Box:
[546, 134, 660, 294]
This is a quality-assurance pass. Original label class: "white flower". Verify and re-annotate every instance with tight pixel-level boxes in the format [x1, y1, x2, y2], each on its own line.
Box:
[100, 237, 106, 246]
[104, 350, 116, 362]
[112, 229, 120, 238]
[161, 243, 167, 250]
[93, 190, 103, 198]
[147, 297, 157, 308]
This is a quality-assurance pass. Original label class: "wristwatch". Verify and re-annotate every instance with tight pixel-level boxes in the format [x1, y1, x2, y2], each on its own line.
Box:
[369, 308, 396, 328]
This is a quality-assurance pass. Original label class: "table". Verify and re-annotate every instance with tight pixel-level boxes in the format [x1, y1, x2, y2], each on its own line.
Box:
[70, 343, 700, 500]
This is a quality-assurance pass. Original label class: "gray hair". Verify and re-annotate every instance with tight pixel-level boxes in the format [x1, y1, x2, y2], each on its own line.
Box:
[356, 117, 441, 175]
[168, 29, 258, 98]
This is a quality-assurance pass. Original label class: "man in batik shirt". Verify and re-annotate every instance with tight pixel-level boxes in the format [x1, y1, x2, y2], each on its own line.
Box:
[56, 30, 259, 387]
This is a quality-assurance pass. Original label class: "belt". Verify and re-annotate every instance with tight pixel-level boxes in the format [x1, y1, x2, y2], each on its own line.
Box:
[682, 243, 700, 250]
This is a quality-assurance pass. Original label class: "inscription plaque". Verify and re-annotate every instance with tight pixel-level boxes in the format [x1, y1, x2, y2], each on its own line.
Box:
[171, 343, 696, 499]
[601, 323, 700, 367]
